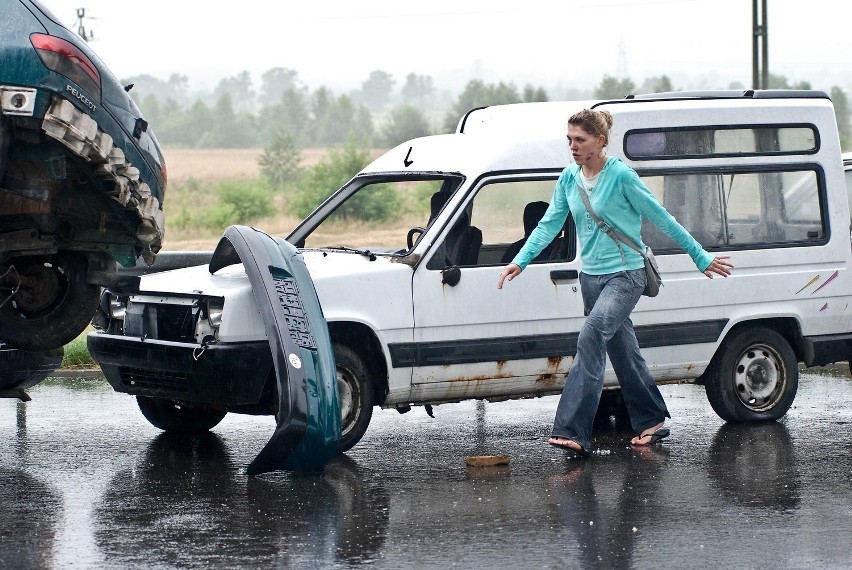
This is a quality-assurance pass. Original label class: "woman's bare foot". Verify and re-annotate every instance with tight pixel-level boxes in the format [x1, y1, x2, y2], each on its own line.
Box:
[548, 437, 590, 458]
[630, 422, 670, 446]
[548, 436, 584, 452]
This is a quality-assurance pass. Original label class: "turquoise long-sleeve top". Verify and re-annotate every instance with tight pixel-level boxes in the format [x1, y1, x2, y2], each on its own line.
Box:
[512, 157, 714, 275]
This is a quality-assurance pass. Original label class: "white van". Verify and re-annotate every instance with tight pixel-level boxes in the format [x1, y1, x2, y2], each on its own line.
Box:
[89, 90, 852, 452]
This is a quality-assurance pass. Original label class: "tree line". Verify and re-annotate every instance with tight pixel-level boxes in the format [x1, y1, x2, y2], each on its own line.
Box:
[127, 67, 851, 152]
[148, 68, 851, 233]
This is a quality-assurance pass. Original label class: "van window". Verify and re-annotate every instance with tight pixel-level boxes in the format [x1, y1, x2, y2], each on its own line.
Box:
[426, 178, 576, 269]
[845, 166, 852, 226]
[640, 168, 824, 251]
[625, 126, 817, 159]
[470, 180, 554, 244]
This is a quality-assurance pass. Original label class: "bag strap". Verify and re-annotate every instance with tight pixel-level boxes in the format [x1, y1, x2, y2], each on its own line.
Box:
[575, 179, 646, 257]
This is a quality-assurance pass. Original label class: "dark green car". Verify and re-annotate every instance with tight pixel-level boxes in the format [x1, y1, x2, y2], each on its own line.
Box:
[0, 0, 166, 351]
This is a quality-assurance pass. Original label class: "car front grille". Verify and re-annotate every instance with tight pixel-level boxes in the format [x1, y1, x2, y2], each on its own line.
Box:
[124, 302, 198, 343]
[119, 367, 189, 396]
[156, 304, 197, 342]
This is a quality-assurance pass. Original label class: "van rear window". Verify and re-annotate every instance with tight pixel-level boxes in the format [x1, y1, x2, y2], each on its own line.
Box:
[639, 168, 825, 251]
[625, 126, 817, 159]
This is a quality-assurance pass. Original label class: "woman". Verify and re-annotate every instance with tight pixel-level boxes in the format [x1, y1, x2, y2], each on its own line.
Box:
[497, 109, 733, 457]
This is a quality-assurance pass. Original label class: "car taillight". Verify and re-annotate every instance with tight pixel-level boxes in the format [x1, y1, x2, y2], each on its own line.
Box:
[30, 33, 101, 101]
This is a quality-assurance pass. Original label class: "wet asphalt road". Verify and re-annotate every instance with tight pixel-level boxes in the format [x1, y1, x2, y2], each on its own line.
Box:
[2, 370, 852, 570]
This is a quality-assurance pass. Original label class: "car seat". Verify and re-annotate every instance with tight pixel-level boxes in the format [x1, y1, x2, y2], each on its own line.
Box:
[444, 212, 482, 266]
[501, 201, 560, 264]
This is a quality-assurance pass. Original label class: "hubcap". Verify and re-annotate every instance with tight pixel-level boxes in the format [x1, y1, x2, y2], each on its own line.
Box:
[336, 367, 360, 436]
[733, 343, 785, 411]
[14, 264, 62, 312]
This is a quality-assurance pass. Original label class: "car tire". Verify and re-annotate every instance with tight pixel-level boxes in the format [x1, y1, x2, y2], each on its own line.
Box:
[136, 396, 227, 433]
[0, 253, 100, 351]
[704, 326, 798, 422]
[334, 343, 375, 453]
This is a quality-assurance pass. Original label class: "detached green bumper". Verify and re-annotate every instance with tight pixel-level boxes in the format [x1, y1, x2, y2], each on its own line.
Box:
[209, 225, 340, 474]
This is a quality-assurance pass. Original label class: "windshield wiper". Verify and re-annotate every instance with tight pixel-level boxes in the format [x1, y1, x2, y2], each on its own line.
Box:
[325, 246, 377, 261]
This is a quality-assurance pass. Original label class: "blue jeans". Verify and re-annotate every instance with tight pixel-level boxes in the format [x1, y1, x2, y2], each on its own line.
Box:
[551, 269, 670, 449]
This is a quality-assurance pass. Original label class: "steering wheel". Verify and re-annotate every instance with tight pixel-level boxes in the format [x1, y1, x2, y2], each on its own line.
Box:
[406, 227, 426, 249]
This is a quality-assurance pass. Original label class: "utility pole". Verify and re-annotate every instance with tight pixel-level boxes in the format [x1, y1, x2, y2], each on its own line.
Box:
[74, 8, 94, 42]
[617, 37, 629, 79]
[752, 0, 768, 89]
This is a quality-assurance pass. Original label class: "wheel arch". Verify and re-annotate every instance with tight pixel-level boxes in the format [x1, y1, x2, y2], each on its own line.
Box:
[328, 321, 389, 405]
[699, 316, 803, 384]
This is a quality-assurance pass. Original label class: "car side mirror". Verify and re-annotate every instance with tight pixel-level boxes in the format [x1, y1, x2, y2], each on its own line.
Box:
[441, 266, 461, 286]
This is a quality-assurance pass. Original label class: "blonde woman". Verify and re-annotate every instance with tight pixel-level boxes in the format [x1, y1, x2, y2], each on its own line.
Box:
[498, 109, 733, 457]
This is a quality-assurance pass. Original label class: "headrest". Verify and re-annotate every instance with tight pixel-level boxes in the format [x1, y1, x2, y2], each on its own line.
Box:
[523, 201, 549, 235]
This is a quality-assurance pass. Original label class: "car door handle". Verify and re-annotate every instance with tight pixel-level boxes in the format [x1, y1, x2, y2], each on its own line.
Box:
[550, 269, 579, 283]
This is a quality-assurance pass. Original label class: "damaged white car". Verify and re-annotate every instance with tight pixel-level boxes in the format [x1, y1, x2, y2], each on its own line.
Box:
[90, 91, 852, 452]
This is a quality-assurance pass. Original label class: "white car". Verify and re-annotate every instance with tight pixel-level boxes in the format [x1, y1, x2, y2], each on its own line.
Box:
[90, 91, 852, 454]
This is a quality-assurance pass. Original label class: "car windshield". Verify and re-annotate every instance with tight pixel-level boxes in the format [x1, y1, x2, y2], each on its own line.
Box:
[293, 175, 463, 254]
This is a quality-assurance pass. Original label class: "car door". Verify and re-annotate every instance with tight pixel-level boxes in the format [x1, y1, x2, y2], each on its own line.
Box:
[407, 174, 586, 396]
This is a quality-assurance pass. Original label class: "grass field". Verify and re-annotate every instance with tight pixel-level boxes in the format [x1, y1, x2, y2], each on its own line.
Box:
[159, 147, 383, 251]
[163, 148, 334, 184]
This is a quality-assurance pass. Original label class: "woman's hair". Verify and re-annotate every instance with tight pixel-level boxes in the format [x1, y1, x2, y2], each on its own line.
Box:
[567, 109, 614, 145]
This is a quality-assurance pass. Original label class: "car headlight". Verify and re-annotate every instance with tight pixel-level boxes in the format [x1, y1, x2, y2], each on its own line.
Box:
[206, 299, 224, 328]
[100, 291, 127, 319]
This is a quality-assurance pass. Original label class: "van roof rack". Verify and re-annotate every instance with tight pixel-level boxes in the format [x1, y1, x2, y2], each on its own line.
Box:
[613, 89, 830, 103]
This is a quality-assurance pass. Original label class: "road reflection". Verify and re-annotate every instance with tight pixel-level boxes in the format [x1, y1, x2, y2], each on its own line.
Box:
[4, 373, 849, 568]
[0, 467, 61, 569]
[547, 445, 668, 569]
[708, 422, 800, 510]
[93, 432, 388, 567]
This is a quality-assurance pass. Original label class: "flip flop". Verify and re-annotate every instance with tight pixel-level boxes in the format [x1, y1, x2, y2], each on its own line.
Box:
[548, 437, 591, 458]
[632, 427, 670, 447]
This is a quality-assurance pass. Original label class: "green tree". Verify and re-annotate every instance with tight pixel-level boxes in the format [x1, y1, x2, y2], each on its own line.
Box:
[401, 73, 435, 107]
[354, 106, 375, 146]
[382, 104, 431, 147]
[594, 75, 636, 99]
[258, 67, 300, 107]
[291, 140, 395, 220]
[360, 70, 396, 112]
[121, 73, 190, 108]
[202, 179, 274, 229]
[831, 86, 851, 149]
[198, 93, 257, 148]
[523, 85, 549, 102]
[311, 89, 373, 147]
[159, 99, 213, 147]
[768, 73, 811, 90]
[257, 87, 310, 145]
[310, 87, 333, 145]
[213, 70, 256, 112]
[259, 129, 302, 189]
[443, 80, 524, 132]
[637, 75, 674, 94]
[139, 93, 162, 125]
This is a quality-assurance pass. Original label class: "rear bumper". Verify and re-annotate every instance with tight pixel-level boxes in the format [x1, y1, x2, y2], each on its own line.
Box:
[88, 333, 272, 406]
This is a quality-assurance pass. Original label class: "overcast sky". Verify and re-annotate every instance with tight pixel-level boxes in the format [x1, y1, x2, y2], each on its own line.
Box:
[39, 0, 852, 94]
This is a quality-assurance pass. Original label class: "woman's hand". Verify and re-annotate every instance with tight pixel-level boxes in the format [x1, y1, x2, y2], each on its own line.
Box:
[704, 255, 734, 278]
[498, 264, 522, 289]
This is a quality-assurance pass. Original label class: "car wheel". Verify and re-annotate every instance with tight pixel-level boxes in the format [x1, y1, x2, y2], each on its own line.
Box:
[0, 253, 100, 351]
[334, 343, 375, 453]
[136, 396, 227, 433]
[704, 326, 798, 422]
